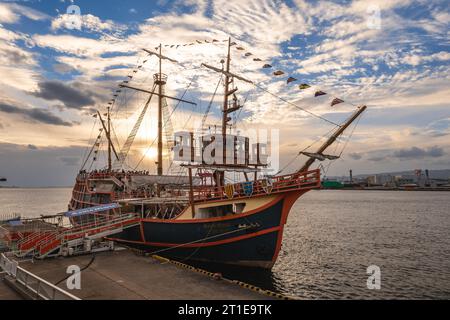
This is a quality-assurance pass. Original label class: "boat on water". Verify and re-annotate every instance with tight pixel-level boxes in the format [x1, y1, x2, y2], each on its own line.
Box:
[66, 38, 366, 269]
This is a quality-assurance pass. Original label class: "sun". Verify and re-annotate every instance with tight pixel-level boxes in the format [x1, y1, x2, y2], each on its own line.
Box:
[142, 148, 158, 160]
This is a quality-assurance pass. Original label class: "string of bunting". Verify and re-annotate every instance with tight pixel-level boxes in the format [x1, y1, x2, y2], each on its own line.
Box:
[100, 55, 153, 113]
[100, 37, 349, 121]
[151, 38, 348, 108]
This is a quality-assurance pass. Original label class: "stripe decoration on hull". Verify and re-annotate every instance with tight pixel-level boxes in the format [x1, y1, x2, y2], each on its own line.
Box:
[108, 190, 306, 269]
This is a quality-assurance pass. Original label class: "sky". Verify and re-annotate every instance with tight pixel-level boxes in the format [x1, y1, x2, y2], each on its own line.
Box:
[0, 0, 449, 187]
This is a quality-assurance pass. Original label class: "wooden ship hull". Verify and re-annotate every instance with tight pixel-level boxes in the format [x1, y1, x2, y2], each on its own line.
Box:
[68, 170, 320, 268]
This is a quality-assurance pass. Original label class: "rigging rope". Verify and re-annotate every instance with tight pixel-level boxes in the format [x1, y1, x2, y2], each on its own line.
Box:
[80, 119, 98, 171]
[146, 224, 255, 256]
[275, 126, 337, 175]
[252, 82, 340, 127]
[133, 79, 196, 171]
[201, 75, 223, 130]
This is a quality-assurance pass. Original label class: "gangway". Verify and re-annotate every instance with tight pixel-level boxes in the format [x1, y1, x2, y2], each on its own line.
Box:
[14, 204, 139, 259]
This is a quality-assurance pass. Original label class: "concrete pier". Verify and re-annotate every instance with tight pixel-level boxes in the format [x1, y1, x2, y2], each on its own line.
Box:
[15, 249, 274, 300]
[0, 275, 23, 300]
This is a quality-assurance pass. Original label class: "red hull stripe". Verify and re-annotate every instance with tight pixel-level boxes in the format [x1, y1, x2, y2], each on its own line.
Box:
[108, 225, 280, 248]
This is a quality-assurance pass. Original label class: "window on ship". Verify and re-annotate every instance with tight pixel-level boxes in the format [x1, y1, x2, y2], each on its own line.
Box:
[196, 202, 246, 219]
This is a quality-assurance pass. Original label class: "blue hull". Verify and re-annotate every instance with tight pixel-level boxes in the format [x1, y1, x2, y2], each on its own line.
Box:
[109, 195, 291, 268]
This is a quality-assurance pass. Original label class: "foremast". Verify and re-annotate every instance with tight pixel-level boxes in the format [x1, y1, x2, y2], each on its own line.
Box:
[298, 105, 367, 173]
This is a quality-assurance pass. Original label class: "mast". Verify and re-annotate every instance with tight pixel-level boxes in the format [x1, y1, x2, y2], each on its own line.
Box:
[157, 44, 163, 176]
[118, 46, 196, 173]
[298, 105, 367, 173]
[97, 110, 120, 163]
[107, 106, 112, 171]
[222, 37, 231, 136]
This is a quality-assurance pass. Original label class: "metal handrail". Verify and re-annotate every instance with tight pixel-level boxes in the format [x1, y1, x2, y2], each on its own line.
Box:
[0, 253, 80, 300]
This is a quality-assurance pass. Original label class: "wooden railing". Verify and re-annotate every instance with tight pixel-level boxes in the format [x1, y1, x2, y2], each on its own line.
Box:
[74, 169, 321, 204]
[192, 169, 321, 202]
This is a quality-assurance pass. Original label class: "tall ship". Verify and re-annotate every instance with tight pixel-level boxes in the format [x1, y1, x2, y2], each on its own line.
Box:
[68, 38, 366, 269]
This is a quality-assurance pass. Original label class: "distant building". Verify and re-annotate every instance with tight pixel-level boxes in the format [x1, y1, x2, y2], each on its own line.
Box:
[394, 176, 415, 186]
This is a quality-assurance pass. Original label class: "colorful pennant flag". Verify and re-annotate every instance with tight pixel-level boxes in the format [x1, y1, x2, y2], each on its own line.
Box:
[331, 98, 344, 106]
[244, 52, 253, 57]
[298, 83, 311, 90]
[236, 46, 245, 50]
[287, 77, 297, 84]
[273, 70, 285, 76]
[253, 58, 262, 61]
[315, 91, 327, 97]
[263, 64, 272, 68]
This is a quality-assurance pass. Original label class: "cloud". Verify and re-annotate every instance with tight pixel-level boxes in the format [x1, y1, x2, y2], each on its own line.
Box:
[0, 102, 72, 126]
[393, 146, 445, 159]
[0, 142, 85, 187]
[365, 146, 446, 162]
[2, 0, 449, 180]
[403, 51, 450, 66]
[60, 156, 80, 166]
[0, 3, 50, 24]
[51, 13, 125, 34]
[52, 63, 76, 74]
[348, 152, 362, 160]
[32, 80, 97, 110]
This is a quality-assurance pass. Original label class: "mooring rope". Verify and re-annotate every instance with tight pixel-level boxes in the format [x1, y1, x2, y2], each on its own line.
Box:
[147, 224, 255, 256]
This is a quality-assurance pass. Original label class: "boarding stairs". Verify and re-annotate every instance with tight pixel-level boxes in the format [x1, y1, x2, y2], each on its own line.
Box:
[15, 213, 139, 259]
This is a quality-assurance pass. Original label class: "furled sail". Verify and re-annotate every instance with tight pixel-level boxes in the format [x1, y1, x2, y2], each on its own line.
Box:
[300, 152, 340, 161]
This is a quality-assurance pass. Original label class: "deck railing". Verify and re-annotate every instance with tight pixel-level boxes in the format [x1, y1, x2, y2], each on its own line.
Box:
[75, 169, 321, 204]
[192, 169, 321, 202]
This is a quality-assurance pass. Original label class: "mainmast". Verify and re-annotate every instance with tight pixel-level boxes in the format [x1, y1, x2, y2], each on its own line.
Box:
[222, 37, 232, 136]
[298, 105, 367, 173]
[157, 44, 163, 176]
[107, 106, 112, 171]
[118, 46, 196, 175]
